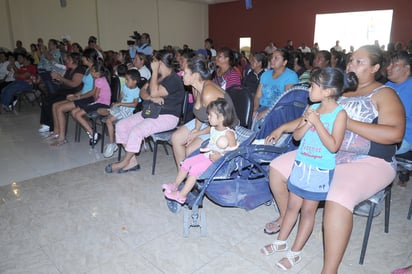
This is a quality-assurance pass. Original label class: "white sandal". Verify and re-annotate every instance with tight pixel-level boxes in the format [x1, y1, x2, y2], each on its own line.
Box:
[276, 250, 302, 271]
[260, 240, 288, 256]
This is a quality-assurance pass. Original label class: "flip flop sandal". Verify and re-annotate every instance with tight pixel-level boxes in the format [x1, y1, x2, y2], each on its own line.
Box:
[264, 220, 281, 235]
[162, 183, 178, 193]
[260, 240, 288, 256]
[164, 190, 186, 204]
[276, 250, 302, 271]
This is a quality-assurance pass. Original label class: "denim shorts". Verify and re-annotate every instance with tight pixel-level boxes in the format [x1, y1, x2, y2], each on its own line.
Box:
[287, 160, 334, 201]
[184, 119, 210, 141]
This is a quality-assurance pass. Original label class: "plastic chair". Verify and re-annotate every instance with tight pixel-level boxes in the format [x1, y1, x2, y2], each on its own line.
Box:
[148, 90, 189, 175]
[226, 85, 254, 129]
[353, 183, 392, 265]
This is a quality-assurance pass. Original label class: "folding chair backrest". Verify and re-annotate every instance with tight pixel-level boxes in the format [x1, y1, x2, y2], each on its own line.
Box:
[110, 75, 121, 104]
[226, 85, 254, 129]
[256, 84, 309, 139]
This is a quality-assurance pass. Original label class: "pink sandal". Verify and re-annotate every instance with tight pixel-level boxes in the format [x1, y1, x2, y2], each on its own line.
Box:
[162, 183, 177, 193]
[164, 191, 186, 204]
[392, 268, 409, 274]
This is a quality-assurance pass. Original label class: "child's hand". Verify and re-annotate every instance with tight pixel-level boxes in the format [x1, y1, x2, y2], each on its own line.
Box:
[208, 151, 221, 162]
[305, 109, 320, 126]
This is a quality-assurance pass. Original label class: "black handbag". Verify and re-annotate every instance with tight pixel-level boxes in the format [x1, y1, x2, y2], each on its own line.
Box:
[141, 100, 162, 119]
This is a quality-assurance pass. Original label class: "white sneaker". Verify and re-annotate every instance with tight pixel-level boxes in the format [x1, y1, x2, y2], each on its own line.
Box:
[103, 143, 118, 158]
[38, 124, 50, 133]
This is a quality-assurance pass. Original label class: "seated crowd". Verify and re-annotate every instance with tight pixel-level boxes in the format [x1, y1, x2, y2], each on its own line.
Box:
[1, 33, 412, 273]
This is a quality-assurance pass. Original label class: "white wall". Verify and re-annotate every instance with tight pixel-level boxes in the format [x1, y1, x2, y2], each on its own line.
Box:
[0, 0, 208, 52]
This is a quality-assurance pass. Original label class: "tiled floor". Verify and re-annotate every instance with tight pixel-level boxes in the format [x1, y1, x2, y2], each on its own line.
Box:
[0, 104, 411, 274]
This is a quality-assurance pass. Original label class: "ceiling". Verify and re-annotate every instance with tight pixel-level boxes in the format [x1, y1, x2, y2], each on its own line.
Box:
[180, 0, 239, 4]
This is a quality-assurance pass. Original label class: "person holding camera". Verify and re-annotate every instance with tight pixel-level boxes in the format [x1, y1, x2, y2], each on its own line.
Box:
[129, 31, 153, 58]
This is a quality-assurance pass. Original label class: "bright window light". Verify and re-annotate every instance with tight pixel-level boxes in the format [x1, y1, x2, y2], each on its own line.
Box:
[314, 10, 393, 52]
[239, 37, 251, 57]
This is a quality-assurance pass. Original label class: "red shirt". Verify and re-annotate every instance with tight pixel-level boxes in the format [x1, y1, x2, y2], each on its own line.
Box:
[15, 64, 37, 83]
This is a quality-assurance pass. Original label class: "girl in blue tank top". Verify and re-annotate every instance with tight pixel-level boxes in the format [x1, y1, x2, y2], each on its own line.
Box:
[260, 67, 358, 270]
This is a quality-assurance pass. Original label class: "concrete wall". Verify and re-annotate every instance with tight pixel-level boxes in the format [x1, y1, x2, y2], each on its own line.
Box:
[0, 0, 208, 52]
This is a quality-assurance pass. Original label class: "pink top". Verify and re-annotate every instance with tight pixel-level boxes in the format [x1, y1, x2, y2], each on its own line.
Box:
[94, 77, 111, 105]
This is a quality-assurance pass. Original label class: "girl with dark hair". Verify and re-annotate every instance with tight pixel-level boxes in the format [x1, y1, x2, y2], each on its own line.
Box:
[171, 56, 238, 169]
[213, 47, 241, 90]
[261, 67, 358, 270]
[252, 48, 299, 130]
[105, 50, 184, 173]
[163, 98, 238, 203]
[39, 52, 86, 133]
[70, 60, 111, 145]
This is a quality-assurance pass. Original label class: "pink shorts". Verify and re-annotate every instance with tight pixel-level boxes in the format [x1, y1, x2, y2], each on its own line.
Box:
[181, 153, 213, 177]
[270, 150, 396, 211]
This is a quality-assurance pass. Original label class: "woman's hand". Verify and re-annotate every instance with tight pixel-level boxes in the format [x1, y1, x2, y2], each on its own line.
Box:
[150, 96, 164, 105]
[151, 59, 160, 72]
[66, 94, 76, 101]
[185, 129, 199, 146]
[256, 109, 267, 120]
[51, 71, 61, 81]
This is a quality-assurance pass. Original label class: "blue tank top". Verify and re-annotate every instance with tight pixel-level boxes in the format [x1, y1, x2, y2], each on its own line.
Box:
[296, 104, 344, 170]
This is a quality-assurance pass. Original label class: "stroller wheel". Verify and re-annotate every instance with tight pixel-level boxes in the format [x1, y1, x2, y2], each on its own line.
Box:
[166, 199, 182, 213]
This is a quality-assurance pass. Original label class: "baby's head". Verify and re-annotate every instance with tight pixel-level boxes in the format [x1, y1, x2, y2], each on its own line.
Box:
[216, 136, 229, 149]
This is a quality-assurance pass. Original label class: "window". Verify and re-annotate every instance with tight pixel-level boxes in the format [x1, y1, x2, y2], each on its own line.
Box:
[239, 37, 251, 57]
[314, 10, 393, 52]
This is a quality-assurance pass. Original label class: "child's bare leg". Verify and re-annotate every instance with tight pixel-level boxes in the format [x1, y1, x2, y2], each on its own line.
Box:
[277, 192, 303, 241]
[97, 108, 109, 116]
[56, 101, 75, 139]
[179, 175, 197, 198]
[290, 199, 319, 252]
[106, 116, 117, 144]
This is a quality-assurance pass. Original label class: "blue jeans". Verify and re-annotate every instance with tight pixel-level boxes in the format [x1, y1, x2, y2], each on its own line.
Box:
[0, 80, 32, 108]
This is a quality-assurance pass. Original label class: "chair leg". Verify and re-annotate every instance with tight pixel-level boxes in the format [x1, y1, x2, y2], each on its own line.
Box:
[101, 123, 106, 153]
[91, 119, 97, 149]
[75, 122, 81, 142]
[163, 143, 169, 155]
[359, 202, 376, 265]
[384, 187, 391, 233]
[408, 198, 412, 220]
[65, 112, 69, 137]
[117, 145, 122, 161]
[152, 142, 158, 175]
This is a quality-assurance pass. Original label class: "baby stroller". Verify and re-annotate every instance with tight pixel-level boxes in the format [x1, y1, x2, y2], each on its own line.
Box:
[166, 84, 310, 237]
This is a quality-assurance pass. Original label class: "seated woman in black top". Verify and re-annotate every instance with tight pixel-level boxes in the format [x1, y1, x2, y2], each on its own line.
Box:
[39, 52, 85, 133]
